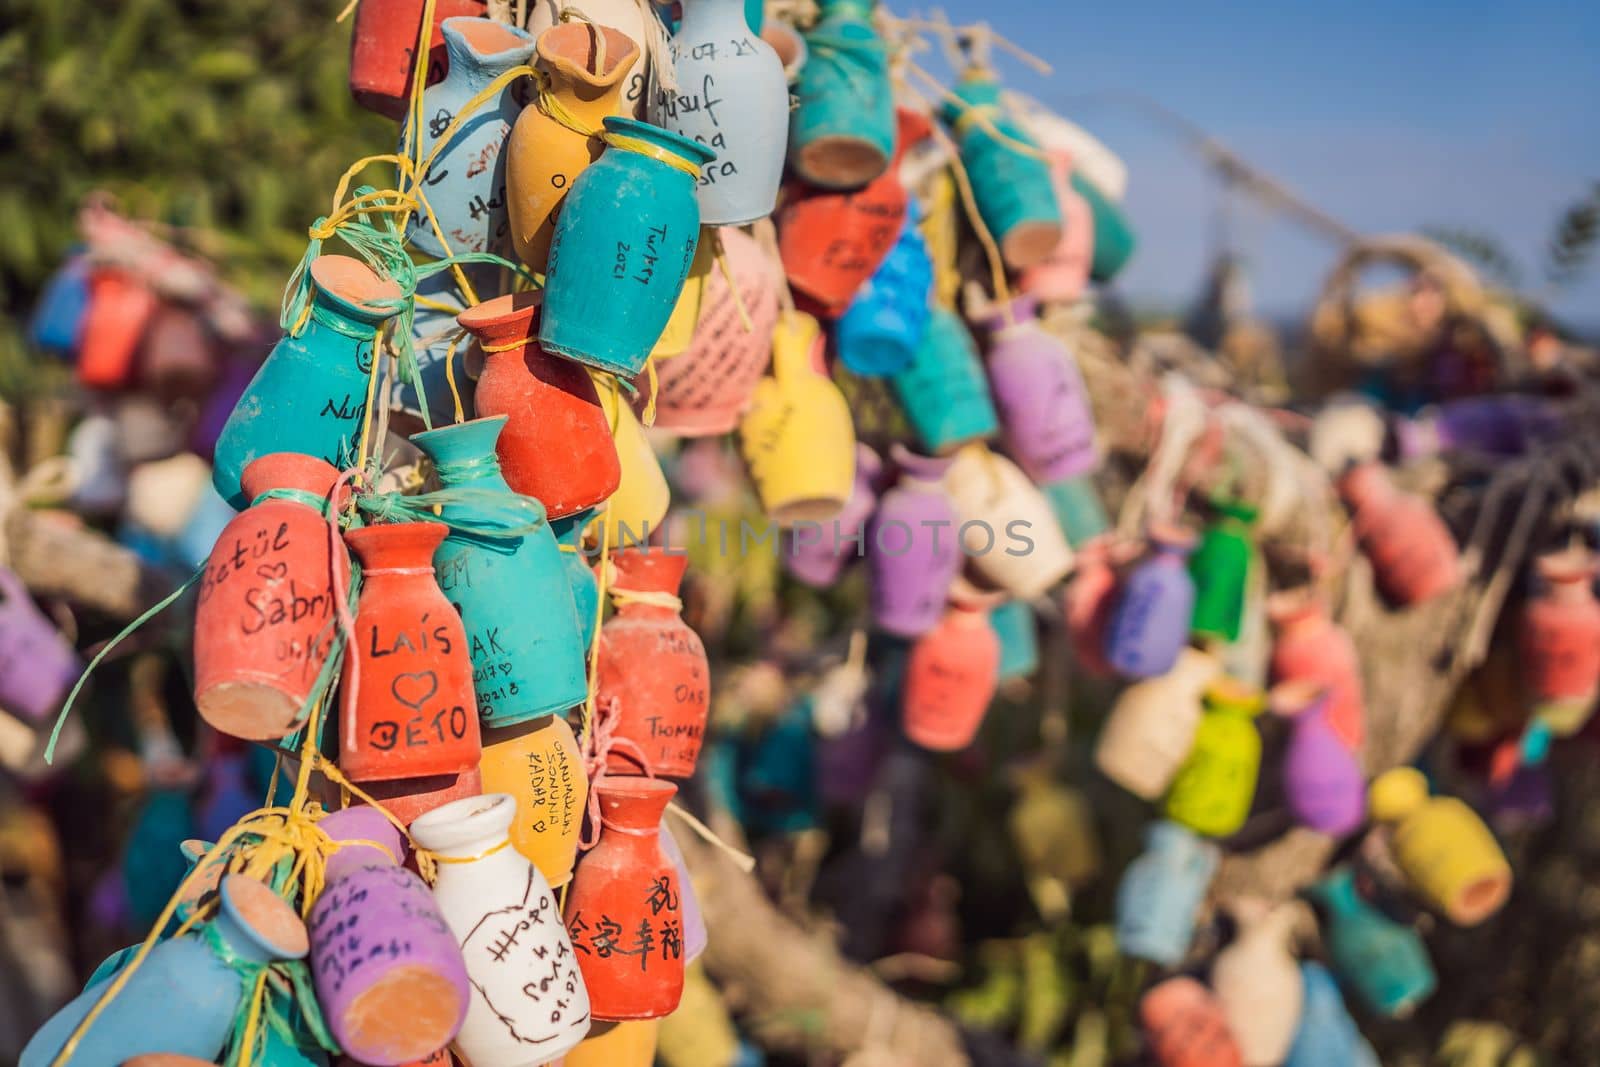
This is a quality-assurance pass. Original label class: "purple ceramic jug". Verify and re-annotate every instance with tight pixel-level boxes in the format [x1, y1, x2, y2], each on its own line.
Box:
[1105, 523, 1196, 679]
[1275, 682, 1365, 836]
[785, 444, 883, 587]
[983, 294, 1099, 484]
[659, 820, 707, 964]
[0, 567, 79, 723]
[309, 806, 471, 1065]
[867, 446, 962, 637]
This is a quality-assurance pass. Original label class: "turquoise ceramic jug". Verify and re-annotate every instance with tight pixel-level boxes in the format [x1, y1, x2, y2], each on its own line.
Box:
[1113, 819, 1220, 966]
[1074, 171, 1138, 283]
[401, 17, 535, 259]
[940, 74, 1061, 271]
[539, 117, 714, 375]
[836, 209, 934, 377]
[1283, 962, 1375, 1067]
[410, 415, 588, 726]
[1305, 866, 1437, 1018]
[657, 0, 790, 224]
[888, 306, 998, 453]
[1044, 475, 1110, 547]
[212, 254, 402, 507]
[550, 508, 600, 651]
[990, 600, 1039, 681]
[788, 0, 895, 189]
[22, 876, 309, 1067]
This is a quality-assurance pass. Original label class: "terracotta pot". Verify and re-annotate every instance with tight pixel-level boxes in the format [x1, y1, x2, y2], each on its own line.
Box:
[901, 603, 1000, 751]
[1338, 462, 1460, 607]
[525, 0, 657, 117]
[357, 767, 482, 828]
[1267, 589, 1366, 752]
[1518, 547, 1600, 735]
[1140, 976, 1242, 1067]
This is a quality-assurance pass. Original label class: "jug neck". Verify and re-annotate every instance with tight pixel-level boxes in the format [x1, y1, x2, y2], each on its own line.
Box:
[601, 116, 715, 174]
[412, 417, 514, 492]
[596, 778, 678, 836]
[537, 22, 638, 108]
[441, 16, 536, 84]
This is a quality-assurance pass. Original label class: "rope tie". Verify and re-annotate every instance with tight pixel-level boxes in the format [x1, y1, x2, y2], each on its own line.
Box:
[251, 487, 334, 514]
[579, 697, 657, 850]
[608, 586, 684, 611]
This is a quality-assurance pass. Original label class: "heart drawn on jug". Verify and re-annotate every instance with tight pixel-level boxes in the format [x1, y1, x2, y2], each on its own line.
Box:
[391, 670, 439, 712]
[256, 562, 288, 581]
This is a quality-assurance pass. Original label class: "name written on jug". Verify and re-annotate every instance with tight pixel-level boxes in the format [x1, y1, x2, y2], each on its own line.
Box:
[465, 869, 586, 1039]
[201, 521, 292, 600]
[367, 666, 470, 752]
[311, 866, 449, 996]
[523, 746, 579, 837]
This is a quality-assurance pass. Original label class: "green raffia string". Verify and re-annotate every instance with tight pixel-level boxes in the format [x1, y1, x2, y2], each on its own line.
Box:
[252, 488, 334, 514]
[355, 484, 548, 540]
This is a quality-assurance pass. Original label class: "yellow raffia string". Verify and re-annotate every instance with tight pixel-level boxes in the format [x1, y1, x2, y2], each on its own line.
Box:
[905, 61, 1050, 163]
[579, 502, 615, 750]
[422, 838, 515, 865]
[709, 228, 754, 334]
[335, 0, 359, 21]
[641, 356, 660, 426]
[609, 587, 684, 611]
[665, 802, 756, 873]
[442, 331, 467, 424]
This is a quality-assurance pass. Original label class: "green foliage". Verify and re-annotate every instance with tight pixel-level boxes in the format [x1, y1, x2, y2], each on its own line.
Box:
[1420, 225, 1523, 289]
[1545, 181, 1600, 291]
[0, 0, 393, 314]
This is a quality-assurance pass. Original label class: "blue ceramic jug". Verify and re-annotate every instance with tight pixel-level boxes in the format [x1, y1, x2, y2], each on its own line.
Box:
[1113, 819, 1219, 966]
[410, 415, 588, 726]
[1283, 962, 1369, 1067]
[888, 306, 998, 453]
[940, 75, 1061, 271]
[738, 699, 821, 836]
[539, 117, 714, 376]
[1074, 171, 1137, 283]
[1106, 524, 1197, 679]
[401, 17, 535, 259]
[171, 483, 240, 572]
[121, 788, 195, 933]
[991, 600, 1039, 681]
[212, 254, 402, 507]
[23, 876, 309, 1067]
[550, 508, 600, 651]
[836, 210, 934, 377]
[1305, 866, 1437, 1018]
[788, 0, 895, 189]
[656, 0, 790, 224]
[1043, 475, 1109, 548]
[29, 255, 90, 355]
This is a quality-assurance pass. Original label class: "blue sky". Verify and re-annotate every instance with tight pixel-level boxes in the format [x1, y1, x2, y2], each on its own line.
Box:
[929, 2, 1600, 327]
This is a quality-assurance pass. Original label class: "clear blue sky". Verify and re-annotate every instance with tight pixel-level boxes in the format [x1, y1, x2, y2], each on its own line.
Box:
[934, 1, 1600, 328]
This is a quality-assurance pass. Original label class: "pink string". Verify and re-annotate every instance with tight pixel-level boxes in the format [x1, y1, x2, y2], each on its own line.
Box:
[328, 466, 367, 749]
[578, 697, 655, 851]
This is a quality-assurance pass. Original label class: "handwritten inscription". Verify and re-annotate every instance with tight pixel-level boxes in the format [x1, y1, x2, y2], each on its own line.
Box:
[461, 869, 586, 1042]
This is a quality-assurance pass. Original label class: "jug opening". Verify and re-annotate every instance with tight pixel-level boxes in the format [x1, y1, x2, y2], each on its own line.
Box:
[539, 21, 638, 82]
[310, 255, 403, 314]
[343, 963, 466, 1062]
[1002, 221, 1065, 273]
[452, 17, 533, 57]
[771, 496, 847, 526]
[797, 137, 887, 189]
[221, 874, 310, 959]
[1455, 873, 1511, 925]
[198, 682, 302, 743]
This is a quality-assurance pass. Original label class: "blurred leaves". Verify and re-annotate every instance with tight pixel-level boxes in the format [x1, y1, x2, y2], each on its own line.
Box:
[1421, 226, 1523, 289]
[1545, 181, 1600, 291]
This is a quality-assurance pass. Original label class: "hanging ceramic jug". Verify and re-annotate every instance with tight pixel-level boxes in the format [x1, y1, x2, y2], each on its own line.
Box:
[77, 269, 157, 390]
[563, 1020, 661, 1067]
[411, 415, 589, 725]
[22, 876, 308, 1067]
[1164, 679, 1263, 837]
[942, 444, 1073, 599]
[409, 793, 591, 1063]
[595, 547, 710, 777]
[1282, 962, 1373, 1067]
[1338, 461, 1461, 607]
[941, 72, 1061, 271]
[1064, 539, 1119, 677]
[551, 509, 601, 648]
[1274, 682, 1365, 836]
[649, 234, 714, 362]
[1105, 523, 1197, 679]
[524, 0, 660, 118]
[1189, 498, 1257, 644]
[507, 22, 639, 273]
[991, 600, 1039, 681]
[777, 108, 930, 315]
[309, 806, 470, 1064]
[348, 0, 487, 119]
[1043, 474, 1110, 548]
[982, 293, 1100, 484]
[1267, 588, 1366, 752]
[0, 567, 78, 725]
[653, 228, 777, 434]
[1368, 767, 1511, 926]
[901, 602, 1000, 751]
[359, 767, 483, 828]
[540, 117, 713, 375]
[1114, 820, 1220, 966]
[783, 443, 881, 587]
[655, 0, 788, 224]
[69, 412, 127, 515]
[889, 305, 999, 454]
[341, 522, 482, 782]
[1019, 151, 1094, 304]
[835, 210, 934, 378]
[738, 309, 856, 524]
[565, 778, 686, 1020]
[465, 292, 621, 517]
[140, 303, 216, 400]
[28, 255, 89, 355]
[1212, 900, 1304, 1067]
[867, 446, 962, 637]
[658, 821, 708, 962]
[479, 715, 589, 889]
[597, 377, 672, 547]
[213, 255, 401, 507]
[1518, 547, 1600, 735]
[194, 454, 347, 742]
[1304, 867, 1436, 1019]
[1074, 171, 1138, 283]
[1140, 977, 1242, 1067]
[787, 0, 894, 189]
[401, 17, 535, 259]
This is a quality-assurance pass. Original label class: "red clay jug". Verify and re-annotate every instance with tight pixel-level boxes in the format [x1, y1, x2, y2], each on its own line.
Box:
[595, 548, 710, 778]
[349, 0, 488, 119]
[1338, 462, 1460, 607]
[194, 454, 349, 742]
[1519, 547, 1600, 735]
[465, 292, 621, 519]
[1140, 976, 1243, 1067]
[78, 269, 158, 389]
[1064, 538, 1121, 678]
[359, 768, 483, 828]
[341, 522, 481, 782]
[564, 778, 685, 1021]
[139, 303, 217, 400]
[776, 108, 931, 317]
[1267, 588, 1366, 752]
[902, 602, 1001, 751]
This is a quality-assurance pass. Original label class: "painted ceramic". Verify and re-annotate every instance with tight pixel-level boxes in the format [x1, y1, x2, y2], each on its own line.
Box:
[596, 379, 671, 547]
[982, 294, 1099, 483]
[0, 567, 78, 726]
[787, 0, 894, 189]
[479, 716, 589, 890]
[348, 0, 487, 119]
[1105, 523, 1196, 679]
[1164, 679, 1264, 837]
[1282, 962, 1372, 1067]
[1274, 682, 1365, 836]
[77, 269, 157, 389]
[941, 73, 1061, 269]
[1268, 588, 1366, 752]
[1304, 867, 1436, 1019]
[1140, 977, 1242, 1067]
[902, 603, 1000, 751]
[867, 446, 961, 637]
[990, 600, 1039, 681]
[524, 0, 660, 118]
[1519, 547, 1600, 735]
[835, 210, 934, 378]
[551, 509, 601, 649]
[1211, 901, 1303, 1067]
[889, 305, 999, 454]
[1043, 474, 1110, 548]
[1338, 461, 1460, 607]
[28, 255, 89, 355]
[942, 444, 1073, 599]
[1019, 151, 1094, 304]
[1189, 498, 1257, 643]
[1368, 767, 1511, 926]
[1114, 820, 1220, 966]
[782, 443, 881, 587]
[1076, 170, 1137, 283]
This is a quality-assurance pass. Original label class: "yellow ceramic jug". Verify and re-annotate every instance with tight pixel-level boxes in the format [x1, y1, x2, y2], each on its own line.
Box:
[657, 964, 740, 1067]
[506, 21, 639, 272]
[1369, 767, 1511, 926]
[738, 309, 856, 525]
[597, 374, 671, 546]
[558, 1018, 661, 1067]
[651, 230, 715, 360]
[478, 715, 589, 889]
[1164, 678, 1264, 837]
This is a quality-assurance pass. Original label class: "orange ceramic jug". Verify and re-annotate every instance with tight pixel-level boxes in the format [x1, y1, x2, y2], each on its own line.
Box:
[564, 777, 685, 1020]
[902, 602, 1001, 751]
[78, 269, 158, 389]
[1519, 547, 1600, 735]
[194, 454, 349, 741]
[1267, 588, 1366, 752]
[479, 715, 589, 888]
[1140, 976, 1243, 1067]
[465, 292, 621, 518]
[341, 522, 481, 782]
[1339, 462, 1460, 606]
[359, 768, 483, 828]
[594, 548, 710, 778]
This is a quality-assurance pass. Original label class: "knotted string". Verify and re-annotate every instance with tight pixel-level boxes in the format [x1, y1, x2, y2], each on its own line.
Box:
[356, 483, 548, 539]
[579, 696, 656, 850]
